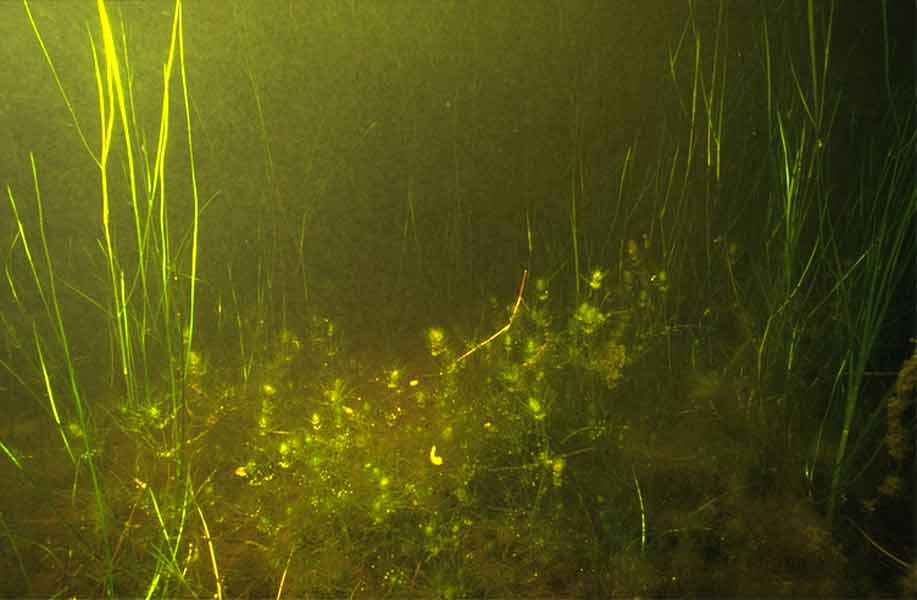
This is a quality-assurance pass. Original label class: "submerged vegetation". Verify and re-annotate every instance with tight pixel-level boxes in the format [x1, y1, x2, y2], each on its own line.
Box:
[1, 0, 914, 597]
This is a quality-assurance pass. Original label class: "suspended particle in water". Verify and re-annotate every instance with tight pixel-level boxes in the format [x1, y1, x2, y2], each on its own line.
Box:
[429, 445, 444, 466]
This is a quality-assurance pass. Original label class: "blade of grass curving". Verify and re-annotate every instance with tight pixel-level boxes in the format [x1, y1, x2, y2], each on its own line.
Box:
[24, 2, 200, 592]
[147, 0, 185, 477]
[805, 0, 834, 131]
[196, 502, 223, 600]
[0, 512, 29, 592]
[32, 328, 74, 463]
[775, 110, 808, 292]
[682, 12, 700, 202]
[7, 150, 114, 591]
[176, 0, 201, 385]
[879, 0, 897, 123]
[761, 9, 773, 135]
[145, 475, 196, 595]
[111, 15, 158, 394]
[7, 186, 49, 319]
[826, 125, 917, 521]
[144, 570, 162, 600]
[701, 0, 725, 178]
[610, 144, 632, 233]
[5, 260, 22, 308]
[806, 0, 819, 120]
[276, 547, 294, 600]
[22, 0, 97, 162]
[666, 12, 690, 116]
[31, 153, 114, 594]
[0, 438, 23, 471]
[570, 169, 581, 300]
[88, 12, 137, 409]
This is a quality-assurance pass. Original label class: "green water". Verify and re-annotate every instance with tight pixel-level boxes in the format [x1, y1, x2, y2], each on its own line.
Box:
[0, 0, 913, 596]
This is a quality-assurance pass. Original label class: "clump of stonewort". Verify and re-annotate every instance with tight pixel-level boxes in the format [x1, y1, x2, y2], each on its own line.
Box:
[895, 350, 917, 399]
[862, 351, 917, 514]
[884, 353, 916, 470]
[900, 560, 917, 596]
